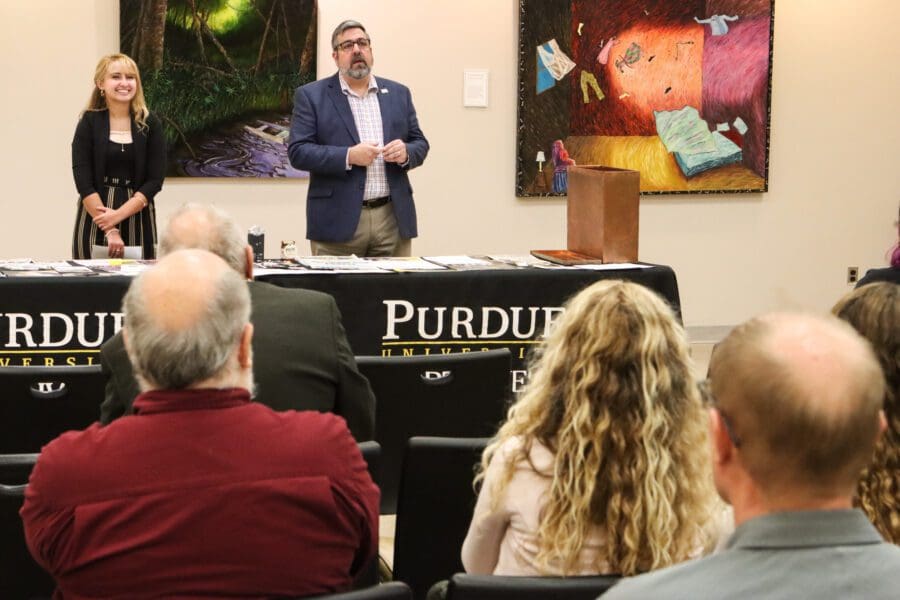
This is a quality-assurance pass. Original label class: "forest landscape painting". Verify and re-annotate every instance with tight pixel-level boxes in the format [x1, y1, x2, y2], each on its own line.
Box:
[517, 0, 774, 195]
[120, 0, 317, 177]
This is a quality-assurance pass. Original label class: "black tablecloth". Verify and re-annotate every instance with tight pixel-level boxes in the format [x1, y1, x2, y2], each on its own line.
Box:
[0, 276, 132, 367]
[0, 264, 679, 371]
[258, 264, 680, 373]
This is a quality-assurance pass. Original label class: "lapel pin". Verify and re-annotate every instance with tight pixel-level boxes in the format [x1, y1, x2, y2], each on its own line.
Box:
[380, 88, 389, 94]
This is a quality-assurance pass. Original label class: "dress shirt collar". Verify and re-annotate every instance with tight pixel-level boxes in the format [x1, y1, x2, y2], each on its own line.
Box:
[338, 72, 379, 98]
[727, 509, 884, 550]
[133, 387, 252, 416]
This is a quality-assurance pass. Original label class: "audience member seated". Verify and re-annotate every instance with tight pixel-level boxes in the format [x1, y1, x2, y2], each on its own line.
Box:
[856, 203, 900, 287]
[100, 203, 375, 441]
[461, 280, 724, 577]
[604, 312, 900, 599]
[21, 249, 379, 598]
[833, 282, 899, 544]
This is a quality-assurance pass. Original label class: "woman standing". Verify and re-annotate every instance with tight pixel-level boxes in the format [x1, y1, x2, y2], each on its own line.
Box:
[72, 53, 165, 259]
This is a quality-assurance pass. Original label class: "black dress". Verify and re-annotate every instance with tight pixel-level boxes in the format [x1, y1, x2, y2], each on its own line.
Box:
[72, 141, 157, 259]
[70, 110, 166, 259]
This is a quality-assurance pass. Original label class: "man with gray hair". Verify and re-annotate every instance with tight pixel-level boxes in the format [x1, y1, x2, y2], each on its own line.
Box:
[604, 312, 900, 599]
[100, 203, 375, 440]
[289, 19, 429, 256]
[21, 250, 379, 597]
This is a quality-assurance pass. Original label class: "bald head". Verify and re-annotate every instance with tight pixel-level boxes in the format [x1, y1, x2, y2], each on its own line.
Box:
[160, 204, 250, 277]
[138, 249, 227, 332]
[709, 312, 885, 498]
[123, 249, 251, 390]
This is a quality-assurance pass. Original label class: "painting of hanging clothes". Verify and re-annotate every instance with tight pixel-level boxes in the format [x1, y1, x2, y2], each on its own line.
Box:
[516, 0, 774, 195]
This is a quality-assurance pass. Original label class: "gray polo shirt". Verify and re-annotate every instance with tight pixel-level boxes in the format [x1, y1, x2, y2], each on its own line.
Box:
[604, 510, 900, 599]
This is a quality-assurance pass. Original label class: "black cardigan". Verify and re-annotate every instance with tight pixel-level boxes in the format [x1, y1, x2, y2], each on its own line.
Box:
[71, 109, 166, 202]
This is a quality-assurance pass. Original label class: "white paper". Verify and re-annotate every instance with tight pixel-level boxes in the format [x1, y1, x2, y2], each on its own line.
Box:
[423, 255, 492, 267]
[297, 255, 390, 272]
[367, 257, 447, 271]
[576, 262, 652, 270]
[91, 245, 143, 260]
[488, 254, 553, 267]
[463, 69, 489, 108]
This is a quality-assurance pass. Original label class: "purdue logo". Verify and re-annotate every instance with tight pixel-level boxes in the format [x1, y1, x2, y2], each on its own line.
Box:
[30, 381, 68, 399]
[382, 300, 564, 341]
[421, 370, 453, 383]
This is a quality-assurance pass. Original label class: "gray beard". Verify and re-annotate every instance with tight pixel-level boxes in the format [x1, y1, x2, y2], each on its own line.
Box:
[346, 64, 370, 80]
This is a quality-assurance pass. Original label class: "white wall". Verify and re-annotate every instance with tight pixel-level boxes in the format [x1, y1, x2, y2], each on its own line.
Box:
[1, 1, 897, 327]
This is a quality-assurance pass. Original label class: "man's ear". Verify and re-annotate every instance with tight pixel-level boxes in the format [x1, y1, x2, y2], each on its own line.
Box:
[237, 323, 254, 369]
[122, 327, 132, 356]
[877, 409, 888, 439]
[709, 407, 734, 466]
[243, 245, 254, 280]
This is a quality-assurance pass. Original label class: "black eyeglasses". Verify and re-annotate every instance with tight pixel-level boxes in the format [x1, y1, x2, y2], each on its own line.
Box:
[698, 379, 742, 448]
[335, 38, 371, 52]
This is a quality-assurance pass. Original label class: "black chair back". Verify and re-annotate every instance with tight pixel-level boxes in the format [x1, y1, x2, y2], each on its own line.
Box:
[310, 581, 413, 599]
[356, 350, 510, 513]
[446, 573, 621, 599]
[358, 440, 381, 491]
[0, 365, 105, 453]
[354, 441, 381, 590]
[0, 453, 56, 599]
[392, 437, 489, 600]
[0, 452, 40, 485]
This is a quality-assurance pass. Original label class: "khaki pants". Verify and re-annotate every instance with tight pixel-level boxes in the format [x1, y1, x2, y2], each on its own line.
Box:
[310, 203, 411, 257]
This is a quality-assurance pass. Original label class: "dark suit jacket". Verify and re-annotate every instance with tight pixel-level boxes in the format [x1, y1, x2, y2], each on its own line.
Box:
[856, 266, 900, 288]
[287, 73, 429, 242]
[72, 109, 166, 202]
[100, 281, 376, 440]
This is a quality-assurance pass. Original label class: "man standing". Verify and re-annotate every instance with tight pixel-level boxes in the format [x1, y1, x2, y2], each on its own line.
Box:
[22, 250, 379, 597]
[100, 204, 375, 440]
[605, 313, 900, 599]
[289, 19, 429, 257]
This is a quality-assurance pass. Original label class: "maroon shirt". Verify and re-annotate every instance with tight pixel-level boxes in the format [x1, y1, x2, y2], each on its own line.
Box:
[21, 388, 379, 599]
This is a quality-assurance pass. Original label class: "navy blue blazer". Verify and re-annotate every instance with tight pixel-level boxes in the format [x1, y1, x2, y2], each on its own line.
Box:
[288, 73, 429, 242]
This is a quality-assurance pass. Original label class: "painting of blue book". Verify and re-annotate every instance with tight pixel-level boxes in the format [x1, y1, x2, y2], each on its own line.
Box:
[654, 106, 742, 178]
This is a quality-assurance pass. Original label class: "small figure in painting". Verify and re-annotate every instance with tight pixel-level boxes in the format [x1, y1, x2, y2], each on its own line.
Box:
[551, 139, 576, 193]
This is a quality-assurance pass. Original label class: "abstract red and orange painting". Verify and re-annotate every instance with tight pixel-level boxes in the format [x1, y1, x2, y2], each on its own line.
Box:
[517, 0, 774, 195]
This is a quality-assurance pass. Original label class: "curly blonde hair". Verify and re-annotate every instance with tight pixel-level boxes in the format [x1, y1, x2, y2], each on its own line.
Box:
[477, 280, 717, 575]
[83, 53, 150, 131]
[833, 282, 900, 543]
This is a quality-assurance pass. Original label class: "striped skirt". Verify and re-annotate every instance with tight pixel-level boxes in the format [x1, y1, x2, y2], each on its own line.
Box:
[72, 177, 157, 260]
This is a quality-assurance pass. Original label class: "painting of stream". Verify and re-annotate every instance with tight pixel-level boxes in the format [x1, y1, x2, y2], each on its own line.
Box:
[120, 0, 317, 178]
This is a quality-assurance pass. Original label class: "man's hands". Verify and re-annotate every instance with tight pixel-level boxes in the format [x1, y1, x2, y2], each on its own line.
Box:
[349, 142, 382, 167]
[382, 139, 408, 164]
[349, 139, 408, 167]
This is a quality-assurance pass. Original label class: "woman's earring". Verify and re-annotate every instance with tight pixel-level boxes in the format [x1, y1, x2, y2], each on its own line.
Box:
[100, 89, 105, 97]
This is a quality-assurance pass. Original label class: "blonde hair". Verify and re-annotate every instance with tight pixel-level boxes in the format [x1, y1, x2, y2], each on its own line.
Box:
[833, 283, 900, 543]
[84, 53, 150, 131]
[478, 280, 717, 575]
